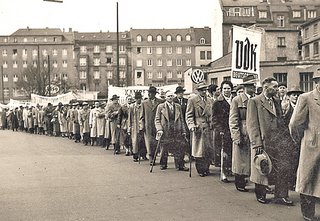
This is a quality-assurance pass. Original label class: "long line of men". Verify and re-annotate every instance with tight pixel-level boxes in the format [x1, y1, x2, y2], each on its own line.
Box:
[0, 74, 319, 221]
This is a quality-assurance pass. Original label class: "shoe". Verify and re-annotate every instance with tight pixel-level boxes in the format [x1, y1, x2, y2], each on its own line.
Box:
[150, 162, 155, 166]
[133, 159, 138, 162]
[266, 186, 274, 194]
[257, 197, 269, 204]
[142, 156, 149, 161]
[125, 152, 130, 156]
[303, 215, 313, 221]
[221, 178, 230, 183]
[177, 167, 189, 171]
[115, 151, 120, 155]
[199, 173, 207, 177]
[160, 165, 167, 170]
[272, 197, 294, 206]
[236, 187, 248, 192]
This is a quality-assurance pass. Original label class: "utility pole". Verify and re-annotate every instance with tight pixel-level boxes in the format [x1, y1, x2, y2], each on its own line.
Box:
[48, 55, 51, 97]
[1, 65, 4, 103]
[116, 2, 120, 87]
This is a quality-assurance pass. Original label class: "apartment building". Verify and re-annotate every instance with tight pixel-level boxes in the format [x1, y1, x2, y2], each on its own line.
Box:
[0, 27, 76, 102]
[130, 27, 211, 86]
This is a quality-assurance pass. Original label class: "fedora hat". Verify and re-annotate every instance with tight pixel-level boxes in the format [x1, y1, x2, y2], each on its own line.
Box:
[175, 86, 186, 94]
[313, 69, 320, 80]
[148, 86, 158, 94]
[110, 94, 120, 101]
[196, 82, 208, 91]
[253, 150, 272, 175]
[82, 102, 89, 106]
[287, 86, 304, 96]
[241, 74, 257, 85]
[134, 91, 143, 99]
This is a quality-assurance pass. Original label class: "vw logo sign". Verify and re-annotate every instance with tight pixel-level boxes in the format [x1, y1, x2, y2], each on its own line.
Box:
[191, 69, 204, 84]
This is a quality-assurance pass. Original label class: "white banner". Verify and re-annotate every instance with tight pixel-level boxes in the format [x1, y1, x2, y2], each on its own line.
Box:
[231, 25, 262, 85]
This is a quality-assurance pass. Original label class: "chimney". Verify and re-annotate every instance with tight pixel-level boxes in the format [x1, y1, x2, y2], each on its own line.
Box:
[69, 27, 72, 32]
[63, 28, 65, 32]
[27, 26, 30, 31]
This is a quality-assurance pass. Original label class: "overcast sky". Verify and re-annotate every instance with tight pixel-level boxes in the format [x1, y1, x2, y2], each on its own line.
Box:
[0, 0, 219, 35]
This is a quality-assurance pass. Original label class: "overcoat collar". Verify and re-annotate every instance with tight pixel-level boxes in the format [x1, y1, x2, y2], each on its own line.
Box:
[312, 88, 320, 106]
[161, 102, 180, 121]
[259, 94, 277, 116]
[239, 93, 249, 107]
[146, 98, 161, 110]
[195, 94, 207, 110]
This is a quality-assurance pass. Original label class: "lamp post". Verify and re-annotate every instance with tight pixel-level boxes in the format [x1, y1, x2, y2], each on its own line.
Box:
[48, 55, 51, 97]
[116, 2, 120, 87]
[1, 65, 4, 103]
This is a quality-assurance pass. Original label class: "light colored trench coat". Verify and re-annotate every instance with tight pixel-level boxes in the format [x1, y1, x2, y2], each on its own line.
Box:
[289, 89, 320, 198]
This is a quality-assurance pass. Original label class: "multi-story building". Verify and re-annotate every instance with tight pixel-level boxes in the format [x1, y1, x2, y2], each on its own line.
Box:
[73, 31, 131, 97]
[208, 0, 320, 91]
[130, 27, 211, 86]
[0, 27, 76, 102]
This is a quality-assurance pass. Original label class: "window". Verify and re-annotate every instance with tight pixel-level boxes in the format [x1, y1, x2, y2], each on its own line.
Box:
[106, 45, 112, 53]
[94, 58, 100, 66]
[313, 42, 319, 57]
[176, 47, 182, 54]
[259, 11, 267, 19]
[62, 49, 67, 56]
[3, 61, 7, 68]
[136, 60, 142, 67]
[305, 28, 309, 39]
[13, 49, 18, 56]
[243, 7, 251, 16]
[177, 71, 182, 78]
[62, 60, 67, 67]
[137, 47, 142, 54]
[211, 78, 218, 85]
[166, 35, 172, 41]
[157, 59, 162, 66]
[224, 76, 231, 81]
[157, 72, 163, 78]
[166, 59, 172, 66]
[3, 38, 7, 43]
[176, 59, 182, 66]
[186, 35, 191, 41]
[293, 10, 301, 18]
[176, 35, 182, 42]
[33, 61, 37, 67]
[314, 24, 318, 36]
[80, 46, 87, 53]
[80, 71, 87, 79]
[13, 61, 18, 68]
[13, 74, 18, 82]
[200, 38, 206, 44]
[23, 61, 27, 68]
[156, 35, 162, 41]
[42, 49, 47, 56]
[94, 71, 100, 79]
[3, 74, 8, 82]
[32, 49, 37, 57]
[119, 58, 126, 65]
[277, 15, 285, 27]
[33, 38, 37, 42]
[307, 10, 317, 18]
[147, 72, 153, 79]
[120, 71, 126, 79]
[273, 73, 287, 85]
[207, 51, 212, 60]
[156, 47, 162, 54]
[147, 35, 153, 42]
[94, 45, 100, 53]
[147, 47, 152, 54]
[277, 57, 287, 62]
[53, 60, 58, 68]
[62, 73, 68, 80]
[80, 58, 86, 66]
[147, 59, 153, 66]
[2, 49, 7, 56]
[14, 38, 17, 43]
[166, 47, 172, 54]
[44, 38, 47, 42]
[186, 47, 192, 54]
[305, 45, 310, 58]
[277, 37, 286, 47]
[43, 60, 48, 68]
[22, 49, 27, 57]
[119, 45, 125, 52]
[80, 83, 86, 91]
[52, 49, 58, 56]
[300, 72, 313, 92]
[186, 59, 192, 66]
[53, 37, 57, 42]
[167, 72, 172, 79]
[106, 57, 112, 64]
[200, 51, 206, 60]
[3, 88, 9, 97]
[107, 71, 113, 79]
[136, 35, 142, 42]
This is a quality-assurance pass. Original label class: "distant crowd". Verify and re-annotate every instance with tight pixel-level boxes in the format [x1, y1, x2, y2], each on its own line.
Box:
[0, 74, 319, 221]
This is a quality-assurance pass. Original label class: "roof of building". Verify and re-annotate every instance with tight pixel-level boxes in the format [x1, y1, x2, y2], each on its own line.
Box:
[74, 31, 130, 41]
[11, 28, 64, 36]
[208, 52, 232, 70]
[221, 0, 320, 7]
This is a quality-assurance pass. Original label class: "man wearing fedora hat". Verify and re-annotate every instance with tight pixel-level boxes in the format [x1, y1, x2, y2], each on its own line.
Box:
[89, 101, 100, 146]
[247, 77, 293, 205]
[186, 82, 213, 177]
[229, 75, 256, 192]
[141, 86, 164, 165]
[79, 102, 91, 146]
[289, 72, 320, 221]
[106, 95, 122, 153]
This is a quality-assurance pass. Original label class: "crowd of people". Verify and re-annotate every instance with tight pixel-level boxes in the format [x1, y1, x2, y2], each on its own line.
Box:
[0, 74, 319, 221]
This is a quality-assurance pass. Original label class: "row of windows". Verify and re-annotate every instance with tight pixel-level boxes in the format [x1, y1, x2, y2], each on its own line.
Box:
[2, 60, 68, 68]
[2, 73, 68, 83]
[136, 46, 193, 55]
[273, 72, 315, 92]
[136, 34, 192, 43]
[304, 42, 319, 58]
[2, 87, 25, 97]
[80, 45, 126, 53]
[145, 71, 183, 79]
[136, 59, 192, 67]
[304, 23, 319, 39]
[79, 71, 126, 80]
[1, 49, 69, 57]
[79, 57, 126, 66]
[2, 37, 59, 43]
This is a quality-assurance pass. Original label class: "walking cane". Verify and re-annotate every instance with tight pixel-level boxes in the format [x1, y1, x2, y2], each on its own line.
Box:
[184, 135, 192, 178]
[149, 136, 161, 173]
[220, 132, 225, 179]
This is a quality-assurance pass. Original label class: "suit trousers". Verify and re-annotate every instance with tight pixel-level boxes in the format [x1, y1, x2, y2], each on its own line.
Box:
[300, 194, 316, 218]
[235, 174, 246, 189]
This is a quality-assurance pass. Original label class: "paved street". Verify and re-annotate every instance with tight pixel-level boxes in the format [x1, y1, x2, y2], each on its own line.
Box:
[0, 130, 318, 221]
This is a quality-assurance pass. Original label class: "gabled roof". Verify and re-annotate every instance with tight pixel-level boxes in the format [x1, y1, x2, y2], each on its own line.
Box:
[11, 28, 63, 36]
[208, 52, 232, 70]
[221, 0, 320, 7]
[74, 31, 130, 41]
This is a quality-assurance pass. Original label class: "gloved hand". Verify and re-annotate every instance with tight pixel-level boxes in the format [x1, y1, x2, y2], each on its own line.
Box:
[255, 146, 263, 155]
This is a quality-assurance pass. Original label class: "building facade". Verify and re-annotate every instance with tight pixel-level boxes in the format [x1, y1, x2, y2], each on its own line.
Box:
[130, 27, 211, 87]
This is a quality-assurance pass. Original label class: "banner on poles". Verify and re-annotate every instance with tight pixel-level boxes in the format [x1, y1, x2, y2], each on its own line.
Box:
[231, 25, 262, 85]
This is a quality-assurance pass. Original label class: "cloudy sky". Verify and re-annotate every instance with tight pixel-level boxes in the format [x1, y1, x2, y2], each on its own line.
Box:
[0, 0, 220, 35]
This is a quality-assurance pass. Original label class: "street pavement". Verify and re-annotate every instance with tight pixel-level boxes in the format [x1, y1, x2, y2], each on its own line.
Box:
[0, 130, 318, 221]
